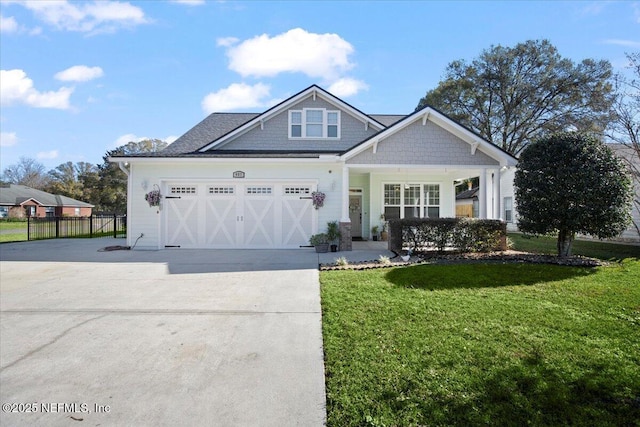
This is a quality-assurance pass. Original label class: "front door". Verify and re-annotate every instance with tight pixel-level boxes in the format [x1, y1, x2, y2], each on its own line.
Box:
[349, 194, 362, 238]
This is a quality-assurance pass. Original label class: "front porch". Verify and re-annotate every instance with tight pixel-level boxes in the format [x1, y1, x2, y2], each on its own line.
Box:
[338, 167, 507, 247]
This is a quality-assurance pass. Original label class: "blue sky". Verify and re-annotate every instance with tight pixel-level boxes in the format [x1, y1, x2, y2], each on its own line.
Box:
[1, 0, 638, 171]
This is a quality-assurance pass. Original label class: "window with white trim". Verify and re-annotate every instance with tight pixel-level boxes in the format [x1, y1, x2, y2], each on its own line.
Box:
[289, 108, 340, 139]
[504, 197, 513, 222]
[424, 184, 440, 218]
[383, 183, 441, 220]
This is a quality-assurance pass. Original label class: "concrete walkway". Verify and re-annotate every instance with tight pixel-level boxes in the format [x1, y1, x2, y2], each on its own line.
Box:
[0, 239, 326, 426]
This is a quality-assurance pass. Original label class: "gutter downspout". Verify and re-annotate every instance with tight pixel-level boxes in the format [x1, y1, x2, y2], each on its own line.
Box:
[118, 162, 131, 247]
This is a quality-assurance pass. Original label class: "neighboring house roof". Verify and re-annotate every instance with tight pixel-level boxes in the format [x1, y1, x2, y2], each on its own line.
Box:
[0, 184, 94, 208]
[456, 187, 479, 200]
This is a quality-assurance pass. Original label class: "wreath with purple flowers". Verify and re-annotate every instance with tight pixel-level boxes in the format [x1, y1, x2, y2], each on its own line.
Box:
[311, 191, 325, 210]
[145, 186, 162, 207]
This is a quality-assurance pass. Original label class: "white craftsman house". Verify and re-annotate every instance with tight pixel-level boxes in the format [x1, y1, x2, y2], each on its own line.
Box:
[110, 85, 518, 250]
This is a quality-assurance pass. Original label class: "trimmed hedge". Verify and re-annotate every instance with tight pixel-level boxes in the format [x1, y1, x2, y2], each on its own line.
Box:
[388, 218, 507, 254]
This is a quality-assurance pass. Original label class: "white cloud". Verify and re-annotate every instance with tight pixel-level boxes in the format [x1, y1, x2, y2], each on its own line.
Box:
[603, 39, 640, 48]
[0, 14, 19, 33]
[0, 69, 73, 109]
[37, 150, 59, 160]
[328, 78, 369, 98]
[0, 131, 18, 147]
[114, 133, 148, 146]
[202, 82, 272, 113]
[171, 0, 206, 6]
[15, 0, 149, 34]
[223, 28, 355, 80]
[55, 65, 104, 82]
[216, 36, 239, 47]
[165, 135, 179, 144]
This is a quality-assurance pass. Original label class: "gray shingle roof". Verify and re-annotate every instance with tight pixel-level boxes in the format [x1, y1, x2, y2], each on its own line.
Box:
[0, 184, 94, 207]
[161, 113, 260, 155]
[151, 112, 407, 158]
[456, 187, 479, 200]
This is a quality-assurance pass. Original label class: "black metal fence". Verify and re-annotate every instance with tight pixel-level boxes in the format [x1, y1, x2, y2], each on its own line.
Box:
[28, 215, 126, 241]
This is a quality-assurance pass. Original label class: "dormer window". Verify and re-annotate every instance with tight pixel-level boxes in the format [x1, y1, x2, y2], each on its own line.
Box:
[289, 108, 340, 139]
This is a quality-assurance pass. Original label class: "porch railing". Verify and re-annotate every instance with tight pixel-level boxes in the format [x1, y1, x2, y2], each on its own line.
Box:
[28, 215, 126, 241]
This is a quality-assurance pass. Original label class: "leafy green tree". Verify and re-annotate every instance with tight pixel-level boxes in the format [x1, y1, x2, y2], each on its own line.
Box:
[607, 52, 640, 237]
[514, 132, 632, 257]
[94, 139, 168, 213]
[46, 161, 98, 201]
[416, 40, 615, 155]
[1, 157, 50, 189]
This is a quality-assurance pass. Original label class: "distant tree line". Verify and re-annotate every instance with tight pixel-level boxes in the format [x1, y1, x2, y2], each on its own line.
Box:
[1, 139, 167, 214]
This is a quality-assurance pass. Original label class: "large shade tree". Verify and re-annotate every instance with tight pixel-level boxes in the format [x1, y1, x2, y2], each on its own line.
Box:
[95, 139, 168, 213]
[416, 40, 615, 155]
[1, 157, 50, 189]
[514, 132, 632, 257]
[607, 52, 640, 237]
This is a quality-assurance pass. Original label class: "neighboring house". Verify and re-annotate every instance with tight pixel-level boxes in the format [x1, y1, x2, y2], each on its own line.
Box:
[110, 85, 517, 250]
[499, 144, 640, 243]
[607, 144, 640, 243]
[455, 185, 479, 218]
[0, 184, 94, 219]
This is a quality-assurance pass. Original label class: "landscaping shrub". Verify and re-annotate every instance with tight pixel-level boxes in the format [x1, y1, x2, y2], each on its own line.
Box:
[389, 217, 506, 253]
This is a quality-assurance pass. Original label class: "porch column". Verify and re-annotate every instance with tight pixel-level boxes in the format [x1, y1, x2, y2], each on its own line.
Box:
[339, 165, 352, 251]
[341, 165, 350, 222]
[492, 168, 501, 220]
[478, 169, 487, 219]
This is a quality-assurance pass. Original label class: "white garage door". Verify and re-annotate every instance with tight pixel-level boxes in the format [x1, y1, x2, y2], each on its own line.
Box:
[164, 182, 316, 249]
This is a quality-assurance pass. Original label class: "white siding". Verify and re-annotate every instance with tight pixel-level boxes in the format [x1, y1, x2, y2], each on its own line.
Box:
[129, 161, 343, 249]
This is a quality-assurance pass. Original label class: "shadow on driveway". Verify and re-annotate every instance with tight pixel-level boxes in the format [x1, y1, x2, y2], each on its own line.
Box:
[0, 238, 320, 274]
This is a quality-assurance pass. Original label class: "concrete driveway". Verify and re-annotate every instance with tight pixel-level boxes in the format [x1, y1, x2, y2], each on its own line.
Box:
[0, 239, 326, 426]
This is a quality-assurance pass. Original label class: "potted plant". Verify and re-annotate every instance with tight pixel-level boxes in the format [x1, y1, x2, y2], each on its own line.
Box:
[371, 225, 379, 241]
[326, 221, 341, 252]
[380, 216, 389, 241]
[309, 233, 330, 253]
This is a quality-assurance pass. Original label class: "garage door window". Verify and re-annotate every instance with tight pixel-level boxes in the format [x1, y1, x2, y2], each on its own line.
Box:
[209, 186, 234, 195]
[246, 186, 272, 195]
[284, 186, 311, 195]
[170, 186, 196, 194]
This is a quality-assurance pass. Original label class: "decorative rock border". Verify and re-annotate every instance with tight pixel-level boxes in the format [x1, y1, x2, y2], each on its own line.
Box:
[319, 251, 606, 271]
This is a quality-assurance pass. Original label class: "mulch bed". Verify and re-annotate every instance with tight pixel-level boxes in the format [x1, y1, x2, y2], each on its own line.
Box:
[319, 250, 606, 271]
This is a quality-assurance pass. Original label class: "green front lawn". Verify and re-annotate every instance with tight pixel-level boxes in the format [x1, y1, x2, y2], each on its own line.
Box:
[321, 261, 640, 426]
[0, 221, 27, 243]
[508, 233, 640, 262]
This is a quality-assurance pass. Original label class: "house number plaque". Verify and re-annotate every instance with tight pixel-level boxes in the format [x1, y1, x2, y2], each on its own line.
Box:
[233, 171, 245, 178]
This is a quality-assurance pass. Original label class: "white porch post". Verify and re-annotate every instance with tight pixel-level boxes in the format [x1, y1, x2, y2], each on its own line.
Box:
[492, 168, 501, 220]
[479, 169, 487, 219]
[339, 165, 352, 251]
[341, 165, 350, 222]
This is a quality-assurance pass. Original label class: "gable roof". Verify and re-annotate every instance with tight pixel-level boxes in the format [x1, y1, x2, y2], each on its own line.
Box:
[341, 104, 518, 167]
[0, 184, 94, 208]
[162, 113, 260, 155]
[197, 85, 387, 152]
